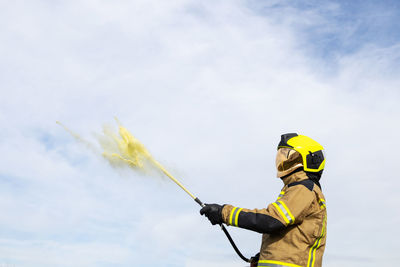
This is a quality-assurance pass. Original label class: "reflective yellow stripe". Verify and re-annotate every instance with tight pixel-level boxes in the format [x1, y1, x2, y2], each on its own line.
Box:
[272, 202, 289, 224]
[272, 201, 294, 225]
[278, 201, 295, 223]
[258, 259, 302, 267]
[234, 208, 243, 226]
[319, 199, 326, 209]
[277, 191, 285, 200]
[229, 207, 237, 225]
[307, 215, 327, 267]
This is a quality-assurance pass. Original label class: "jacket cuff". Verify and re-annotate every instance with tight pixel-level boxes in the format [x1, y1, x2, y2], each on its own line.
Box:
[221, 204, 234, 225]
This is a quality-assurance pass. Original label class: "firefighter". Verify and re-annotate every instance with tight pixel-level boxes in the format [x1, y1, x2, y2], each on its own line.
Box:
[200, 133, 327, 267]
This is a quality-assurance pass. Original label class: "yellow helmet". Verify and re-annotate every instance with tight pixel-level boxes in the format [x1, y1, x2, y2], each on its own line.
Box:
[277, 133, 325, 173]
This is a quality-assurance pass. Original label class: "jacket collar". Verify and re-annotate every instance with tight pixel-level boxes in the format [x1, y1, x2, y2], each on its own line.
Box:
[281, 168, 309, 186]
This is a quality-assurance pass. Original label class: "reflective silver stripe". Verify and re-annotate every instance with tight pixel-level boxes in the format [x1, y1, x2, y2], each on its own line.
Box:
[308, 244, 316, 267]
[319, 200, 326, 206]
[258, 262, 301, 267]
[258, 263, 289, 267]
[307, 216, 327, 267]
[229, 207, 237, 225]
[278, 191, 285, 198]
[231, 207, 240, 226]
[275, 201, 294, 224]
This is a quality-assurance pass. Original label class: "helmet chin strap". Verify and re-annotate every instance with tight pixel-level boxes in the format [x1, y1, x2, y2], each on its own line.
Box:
[305, 171, 323, 189]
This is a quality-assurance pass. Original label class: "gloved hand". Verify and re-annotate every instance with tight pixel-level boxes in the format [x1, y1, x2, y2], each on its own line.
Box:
[200, 203, 223, 225]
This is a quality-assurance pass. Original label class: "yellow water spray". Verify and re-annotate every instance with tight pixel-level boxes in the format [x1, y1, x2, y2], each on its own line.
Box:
[100, 120, 197, 200]
[58, 119, 198, 201]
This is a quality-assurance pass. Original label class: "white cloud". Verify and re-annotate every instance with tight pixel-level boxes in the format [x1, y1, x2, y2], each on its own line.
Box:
[0, 239, 131, 267]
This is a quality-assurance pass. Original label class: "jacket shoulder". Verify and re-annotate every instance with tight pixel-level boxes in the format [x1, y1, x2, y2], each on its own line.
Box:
[287, 179, 314, 191]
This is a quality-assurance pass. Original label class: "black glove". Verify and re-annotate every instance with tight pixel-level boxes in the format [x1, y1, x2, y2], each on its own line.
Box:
[200, 203, 223, 225]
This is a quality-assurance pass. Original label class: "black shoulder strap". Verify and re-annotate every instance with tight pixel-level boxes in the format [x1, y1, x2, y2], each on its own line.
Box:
[288, 179, 314, 191]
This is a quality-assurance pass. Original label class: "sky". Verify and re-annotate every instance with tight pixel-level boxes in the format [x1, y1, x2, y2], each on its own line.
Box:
[0, 0, 400, 266]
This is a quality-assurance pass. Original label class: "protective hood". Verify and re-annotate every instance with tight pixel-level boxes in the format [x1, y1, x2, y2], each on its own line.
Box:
[276, 148, 303, 178]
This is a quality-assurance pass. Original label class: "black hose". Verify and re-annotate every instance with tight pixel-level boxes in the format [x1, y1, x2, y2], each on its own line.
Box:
[220, 224, 250, 262]
[195, 198, 250, 263]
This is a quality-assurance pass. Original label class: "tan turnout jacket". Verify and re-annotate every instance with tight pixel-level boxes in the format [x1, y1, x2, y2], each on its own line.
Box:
[222, 170, 327, 267]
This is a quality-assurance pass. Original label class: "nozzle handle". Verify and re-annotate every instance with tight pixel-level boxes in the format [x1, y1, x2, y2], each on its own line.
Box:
[194, 197, 205, 207]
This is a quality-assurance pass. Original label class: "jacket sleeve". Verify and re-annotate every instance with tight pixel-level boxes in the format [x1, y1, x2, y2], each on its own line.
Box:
[221, 184, 314, 233]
